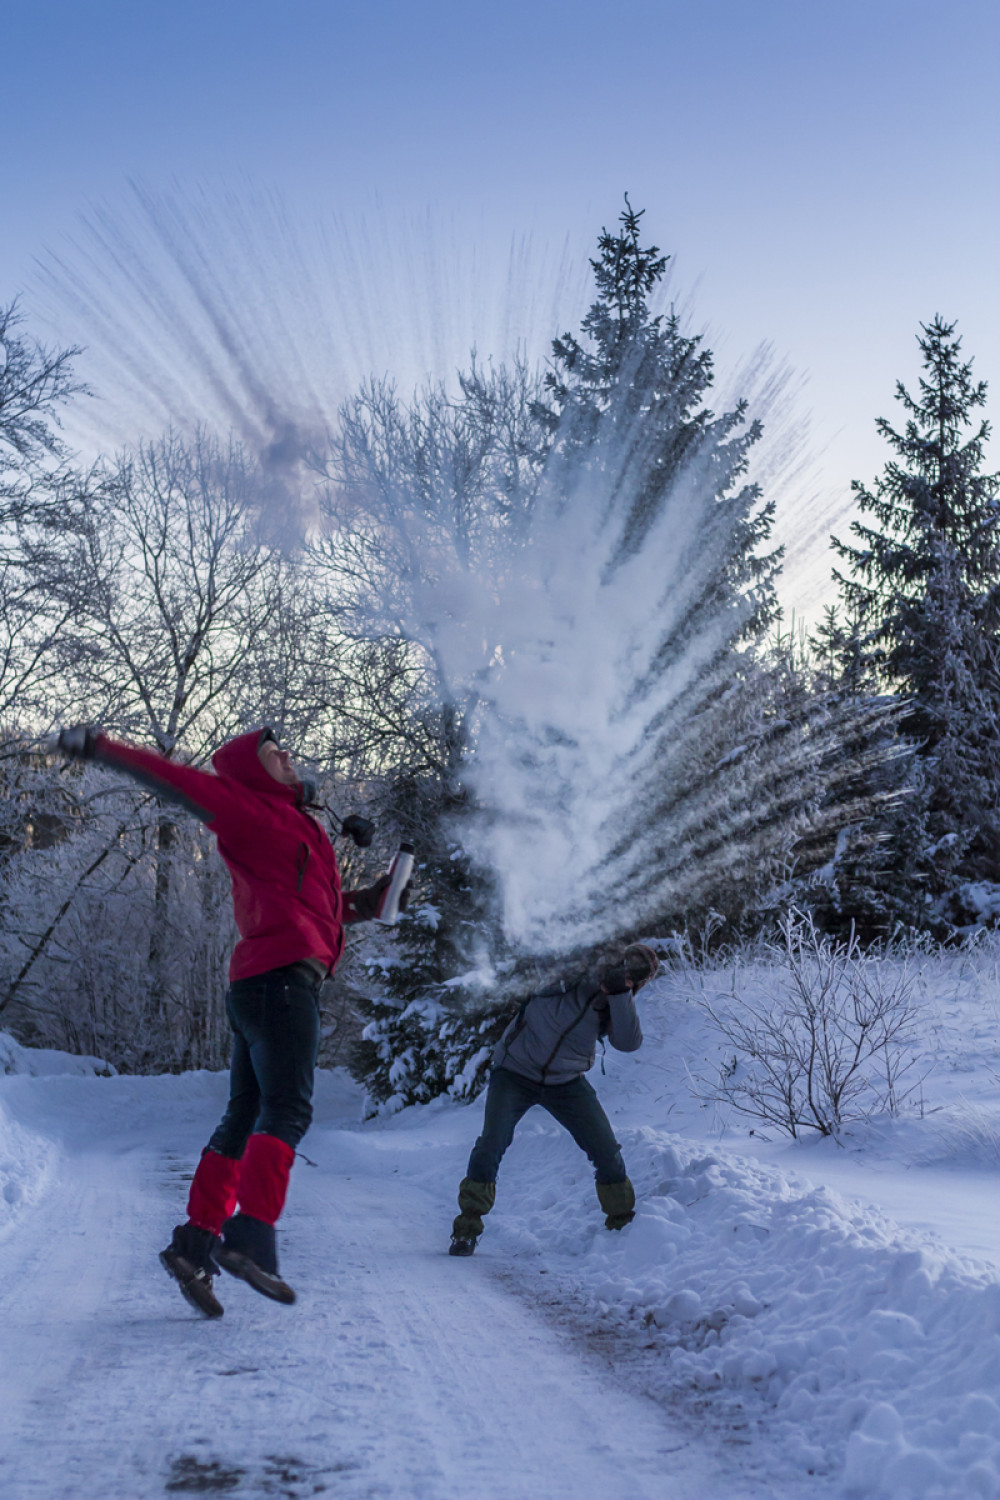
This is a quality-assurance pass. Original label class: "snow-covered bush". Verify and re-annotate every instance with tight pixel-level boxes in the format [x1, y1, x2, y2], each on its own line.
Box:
[351, 991, 510, 1117]
[694, 912, 922, 1137]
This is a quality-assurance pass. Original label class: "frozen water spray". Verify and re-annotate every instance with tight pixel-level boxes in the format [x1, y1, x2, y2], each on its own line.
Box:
[35, 186, 879, 962]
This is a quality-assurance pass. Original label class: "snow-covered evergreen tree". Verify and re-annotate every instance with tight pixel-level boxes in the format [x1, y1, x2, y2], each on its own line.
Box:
[315, 364, 545, 1108]
[774, 605, 908, 942]
[349, 744, 510, 1115]
[521, 199, 792, 943]
[534, 197, 779, 642]
[830, 316, 1000, 932]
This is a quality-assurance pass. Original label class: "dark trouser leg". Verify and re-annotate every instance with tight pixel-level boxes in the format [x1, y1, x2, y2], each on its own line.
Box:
[540, 1075, 626, 1180]
[467, 1068, 537, 1183]
[540, 1075, 635, 1227]
[206, 967, 321, 1272]
[182, 1005, 259, 1242]
[455, 1068, 537, 1238]
[209, 965, 321, 1158]
[206, 1020, 261, 1161]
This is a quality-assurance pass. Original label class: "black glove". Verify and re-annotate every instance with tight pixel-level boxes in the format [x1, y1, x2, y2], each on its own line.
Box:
[54, 725, 99, 760]
[341, 814, 374, 849]
[599, 943, 659, 996]
[345, 873, 412, 922]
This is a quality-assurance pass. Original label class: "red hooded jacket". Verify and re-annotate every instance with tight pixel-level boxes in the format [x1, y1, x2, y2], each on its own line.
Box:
[95, 728, 355, 982]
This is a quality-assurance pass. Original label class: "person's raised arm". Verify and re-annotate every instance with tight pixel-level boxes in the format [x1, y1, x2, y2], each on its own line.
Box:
[342, 873, 413, 924]
[601, 985, 644, 1052]
[55, 726, 237, 827]
[596, 943, 659, 1053]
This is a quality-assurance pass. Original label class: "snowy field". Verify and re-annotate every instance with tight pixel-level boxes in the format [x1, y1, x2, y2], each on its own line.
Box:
[1, 946, 999, 1500]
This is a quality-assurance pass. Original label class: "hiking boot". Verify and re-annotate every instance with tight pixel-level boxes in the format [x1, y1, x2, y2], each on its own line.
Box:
[216, 1212, 296, 1305]
[160, 1243, 224, 1319]
[449, 1234, 478, 1257]
[215, 1247, 296, 1303]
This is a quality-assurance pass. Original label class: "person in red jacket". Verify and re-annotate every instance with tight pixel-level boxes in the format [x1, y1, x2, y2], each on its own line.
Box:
[56, 723, 400, 1318]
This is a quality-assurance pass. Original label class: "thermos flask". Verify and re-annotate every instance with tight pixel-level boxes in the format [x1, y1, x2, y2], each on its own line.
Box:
[376, 842, 415, 925]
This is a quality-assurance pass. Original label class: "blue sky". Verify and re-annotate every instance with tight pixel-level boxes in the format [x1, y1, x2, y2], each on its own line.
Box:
[4, 0, 998, 610]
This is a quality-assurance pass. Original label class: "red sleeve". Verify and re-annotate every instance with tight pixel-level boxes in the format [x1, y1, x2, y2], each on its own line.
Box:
[94, 733, 239, 826]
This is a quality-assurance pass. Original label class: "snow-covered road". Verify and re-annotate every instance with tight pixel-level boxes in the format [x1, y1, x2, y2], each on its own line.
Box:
[0, 1071, 778, 1500]
[4, 946, 1000, 1500]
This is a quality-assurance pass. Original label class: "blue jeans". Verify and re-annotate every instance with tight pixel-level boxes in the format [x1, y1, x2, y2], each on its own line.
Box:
[467, 1066, 627, 1184]
[208, 963, 321, 1156]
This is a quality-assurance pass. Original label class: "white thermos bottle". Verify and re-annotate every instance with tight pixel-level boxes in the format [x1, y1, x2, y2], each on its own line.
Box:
[376, 842, 415, 925]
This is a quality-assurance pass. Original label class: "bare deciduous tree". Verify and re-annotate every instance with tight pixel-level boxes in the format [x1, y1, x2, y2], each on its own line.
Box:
[54, 428, 289, 751]
[1, 427, 337, 1066]
[0, 303, 91, 729]
[312, 360, 546, 772]
[0, 300, 83, 471]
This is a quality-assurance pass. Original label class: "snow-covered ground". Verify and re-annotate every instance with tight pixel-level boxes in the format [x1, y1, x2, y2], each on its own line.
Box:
[1, 944, 998, 1499]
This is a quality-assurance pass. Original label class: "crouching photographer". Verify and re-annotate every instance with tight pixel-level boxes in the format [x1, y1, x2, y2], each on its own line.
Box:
[449, 942, 659, 1256]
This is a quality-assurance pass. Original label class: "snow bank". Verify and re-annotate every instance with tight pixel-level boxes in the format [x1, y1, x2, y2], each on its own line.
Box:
[0, 1093, 56, 1240]
[0, 1032, 110, 1239]
[490, 1125, 1000, 1499]
[0, 1030, 113, 1077]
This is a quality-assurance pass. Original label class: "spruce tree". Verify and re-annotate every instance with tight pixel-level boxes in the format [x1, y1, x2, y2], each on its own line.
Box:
[789, 602, 909, 942]
[530, 199, 789, 941]
[536, 196, 779, 638]
[349, 739, 510, 1114]
[831, 316, 1000, 929]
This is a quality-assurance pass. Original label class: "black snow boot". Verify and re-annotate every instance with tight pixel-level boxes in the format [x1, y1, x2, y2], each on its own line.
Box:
[215, 1212, 296, 1305]
[448, 1234, 478, 1257]
[160, 1223, 224, 1319]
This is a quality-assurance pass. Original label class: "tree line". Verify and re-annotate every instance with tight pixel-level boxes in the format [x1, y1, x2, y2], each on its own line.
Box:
[0, 203, 996, 1097]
